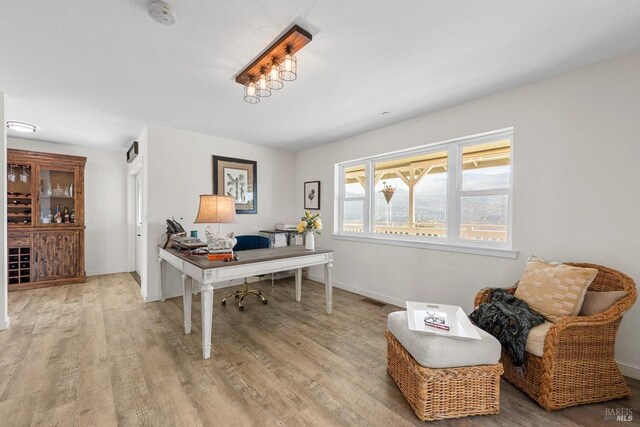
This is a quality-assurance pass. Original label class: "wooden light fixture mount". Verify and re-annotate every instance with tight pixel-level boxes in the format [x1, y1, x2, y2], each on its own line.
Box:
[235, 25, 312, 86]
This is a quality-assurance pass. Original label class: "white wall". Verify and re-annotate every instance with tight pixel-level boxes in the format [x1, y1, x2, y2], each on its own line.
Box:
[0, 93, 8, 330]
[142, 124, 296, 300]
[7, 137, 128, 276]
[294, 53, 640, 378]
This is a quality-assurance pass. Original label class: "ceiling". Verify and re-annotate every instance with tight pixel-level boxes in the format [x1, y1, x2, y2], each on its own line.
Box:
[1, 1, 639, 152]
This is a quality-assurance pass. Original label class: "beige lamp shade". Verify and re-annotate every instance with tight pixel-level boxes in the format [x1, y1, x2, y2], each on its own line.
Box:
[194, 195, 236, 224]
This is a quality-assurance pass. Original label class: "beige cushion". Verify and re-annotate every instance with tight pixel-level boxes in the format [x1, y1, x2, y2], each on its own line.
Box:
[579, 291, 627, 316]
[387, 311, 501, 368]
[524, 321, 553, 357]
[514, 256, 597, 321]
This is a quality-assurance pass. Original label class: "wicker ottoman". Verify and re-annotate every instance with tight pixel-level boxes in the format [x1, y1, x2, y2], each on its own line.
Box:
[386, 312, 503, 422]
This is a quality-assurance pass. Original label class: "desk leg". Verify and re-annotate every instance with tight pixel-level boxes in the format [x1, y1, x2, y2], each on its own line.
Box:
[295, 268, 302, 302]
[158, 257, 165, 302]
[182, 274, 192, 334]
[201, 283, 214, 359]
[324, 262, 333, 314]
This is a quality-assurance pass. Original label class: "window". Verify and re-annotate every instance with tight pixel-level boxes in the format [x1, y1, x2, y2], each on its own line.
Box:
[374, 150, 448, 238]
[341, 164, 366, 233]
[336, 129, 514, 256]
[459, 140, 511, 243]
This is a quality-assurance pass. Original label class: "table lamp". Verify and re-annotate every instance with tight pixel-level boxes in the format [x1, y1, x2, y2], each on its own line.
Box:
[194, 195, 237, 256]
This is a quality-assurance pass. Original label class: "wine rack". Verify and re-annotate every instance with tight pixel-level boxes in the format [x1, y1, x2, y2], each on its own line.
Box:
[7, 148, 86, 291]
[8, 247, 31, 285]
[7, 162, 33, 227]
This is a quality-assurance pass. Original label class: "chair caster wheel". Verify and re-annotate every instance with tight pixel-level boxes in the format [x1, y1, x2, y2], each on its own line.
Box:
[221, 300, 226, 306]
[234, 294, 240, 299]
[238, 305, 244, 311]
[262, 300, 268, 305]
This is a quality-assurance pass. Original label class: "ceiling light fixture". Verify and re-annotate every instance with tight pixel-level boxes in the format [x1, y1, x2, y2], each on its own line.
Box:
[6, 121, 37, 133]
[235, 25, 312, 104]
[243, 78, 260, 104]
[278, 47, 297, 81]
[255, 67, 272, 98]
[267, 60, 284, 90]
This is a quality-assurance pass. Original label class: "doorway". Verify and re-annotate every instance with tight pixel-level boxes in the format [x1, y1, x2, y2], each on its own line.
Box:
[132, 171, 142, 285]
[127, 155, 144, 289]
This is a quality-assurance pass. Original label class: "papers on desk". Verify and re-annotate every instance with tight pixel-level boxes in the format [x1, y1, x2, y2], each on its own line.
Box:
[274, 233, 288, 247]
[259, 229, 297, 247]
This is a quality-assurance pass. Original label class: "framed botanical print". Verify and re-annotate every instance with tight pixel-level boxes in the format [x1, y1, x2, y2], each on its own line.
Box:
[212, 155, 257, 214]
[304, 181, 320, 210]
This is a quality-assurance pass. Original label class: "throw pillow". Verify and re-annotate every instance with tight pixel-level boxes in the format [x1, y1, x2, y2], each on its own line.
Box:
[514, 256, 598, 321]
[579, 291, 627, 316]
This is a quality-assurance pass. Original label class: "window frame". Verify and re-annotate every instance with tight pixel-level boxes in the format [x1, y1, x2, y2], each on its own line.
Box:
[336, 162, 370, 235]
[334, 128, 517, 258]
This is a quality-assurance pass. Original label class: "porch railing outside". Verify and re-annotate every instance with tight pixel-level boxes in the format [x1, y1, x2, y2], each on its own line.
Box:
[342, 222, 507, 242]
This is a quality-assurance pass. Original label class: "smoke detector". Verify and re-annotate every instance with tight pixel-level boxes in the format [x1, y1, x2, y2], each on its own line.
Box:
[147, 1, 176, 25]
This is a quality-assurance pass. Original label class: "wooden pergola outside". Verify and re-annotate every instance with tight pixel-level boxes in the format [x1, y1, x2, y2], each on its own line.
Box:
[344, 141, 511, 239]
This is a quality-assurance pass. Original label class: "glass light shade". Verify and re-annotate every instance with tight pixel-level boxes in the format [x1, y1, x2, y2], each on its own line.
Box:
[267, 62, 284, 90]
[6, 121, 36, 132]
[278, 52, 297, 81]
[194, 195, 237, 224]
[255, 72, 271, 97]
[243, 81, 260, 104]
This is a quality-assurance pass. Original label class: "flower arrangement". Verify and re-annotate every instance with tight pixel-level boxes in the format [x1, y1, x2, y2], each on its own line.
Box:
[381, 181, 396, 204]
[297, 211, 322, 235]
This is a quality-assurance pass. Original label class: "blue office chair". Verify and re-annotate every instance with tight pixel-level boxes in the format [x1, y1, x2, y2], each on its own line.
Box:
[221, 235, 271, 311]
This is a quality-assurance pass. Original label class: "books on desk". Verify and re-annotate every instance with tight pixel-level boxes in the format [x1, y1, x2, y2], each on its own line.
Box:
[171, 236, 207, 250]
[208, 248, 234, 261]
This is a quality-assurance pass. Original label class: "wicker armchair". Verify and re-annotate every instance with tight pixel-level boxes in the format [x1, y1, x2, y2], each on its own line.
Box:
[474, 263, 637, 411]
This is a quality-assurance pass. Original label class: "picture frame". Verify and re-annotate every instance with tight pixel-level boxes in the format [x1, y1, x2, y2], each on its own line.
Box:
[212, 155, 257, 214]
[304, 181, 321, 210]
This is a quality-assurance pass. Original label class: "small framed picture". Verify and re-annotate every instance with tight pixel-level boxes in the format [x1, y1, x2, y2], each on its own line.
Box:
[304, 181, 320, 210]
[212, 155, 257, 214]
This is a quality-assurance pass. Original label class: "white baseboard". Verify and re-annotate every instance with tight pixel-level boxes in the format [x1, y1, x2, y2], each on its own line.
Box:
[308, 274, 404, 308]
[141, 288, 155, 302]
[87, 268, 128, 277]
[0, 317, 10, 331]
[618, 362, 640, 380]
[309, 274, 640, 380]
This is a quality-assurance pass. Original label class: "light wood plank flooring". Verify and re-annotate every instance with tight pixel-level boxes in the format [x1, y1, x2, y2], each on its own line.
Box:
[0, 273, 637, 426]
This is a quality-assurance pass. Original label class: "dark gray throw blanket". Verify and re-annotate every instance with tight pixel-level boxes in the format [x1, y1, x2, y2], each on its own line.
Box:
[469, 288, 544, 368]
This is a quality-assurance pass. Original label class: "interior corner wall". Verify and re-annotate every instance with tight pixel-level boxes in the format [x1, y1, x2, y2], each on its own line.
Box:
[143, 124, 296, 300]
[293, 53, 640, 378]
[6, 137, 128, 277]
[0, 92, 8, 330]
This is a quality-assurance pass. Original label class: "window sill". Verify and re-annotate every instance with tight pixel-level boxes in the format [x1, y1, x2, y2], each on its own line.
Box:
[331, 233, 519, 259]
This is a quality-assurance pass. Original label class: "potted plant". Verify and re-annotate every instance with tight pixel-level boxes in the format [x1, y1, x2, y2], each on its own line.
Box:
[297, 211, 322, 250]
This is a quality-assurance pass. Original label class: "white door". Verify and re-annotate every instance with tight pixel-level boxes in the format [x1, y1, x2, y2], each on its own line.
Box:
[135, 171, 143, 277]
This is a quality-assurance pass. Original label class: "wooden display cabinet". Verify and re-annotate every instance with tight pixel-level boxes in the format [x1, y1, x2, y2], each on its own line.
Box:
[7, 149, 86, 290]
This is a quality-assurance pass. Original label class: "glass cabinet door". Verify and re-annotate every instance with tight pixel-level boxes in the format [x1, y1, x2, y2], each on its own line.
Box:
[7, 163, 33, 227]
[38, 167, 77, 226]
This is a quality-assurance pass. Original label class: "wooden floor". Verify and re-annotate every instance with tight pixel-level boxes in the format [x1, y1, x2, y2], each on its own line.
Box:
[0, 273, 637, 426]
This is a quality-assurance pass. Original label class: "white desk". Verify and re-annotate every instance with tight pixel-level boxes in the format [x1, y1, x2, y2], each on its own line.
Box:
[158, 246, 334, 359]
